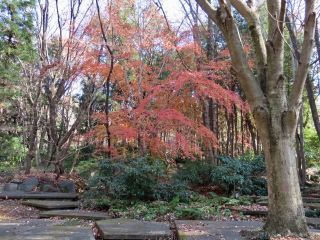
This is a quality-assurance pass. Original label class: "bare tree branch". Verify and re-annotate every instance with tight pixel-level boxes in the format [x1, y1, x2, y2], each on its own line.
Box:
[289, 0, 316, 109]
[229, 0, 267, 88]
[196, 0, 266, 109]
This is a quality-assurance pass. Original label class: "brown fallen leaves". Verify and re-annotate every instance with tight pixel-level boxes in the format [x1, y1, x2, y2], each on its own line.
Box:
[0, 199, 40, 220]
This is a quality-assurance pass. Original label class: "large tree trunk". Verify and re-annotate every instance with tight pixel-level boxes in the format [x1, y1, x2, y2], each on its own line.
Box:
[195, 0, 315, 236]
[254, 94, 308, 236]
[263, 131, 307, 234]
[251, 74, 307, 235]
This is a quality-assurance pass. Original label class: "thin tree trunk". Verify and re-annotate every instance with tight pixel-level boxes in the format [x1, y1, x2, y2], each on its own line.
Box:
[234, 106, 238, 155]
[24, 106, 39, 174]
[240, 110, 244, 155]
[245, 114, 257, 154]
[296, 108, 306, 185]
[306, 75, 320, 140]
[203, 98, 215, 163]
[96, 0, 114, 158]
[287, 16, 320, 141]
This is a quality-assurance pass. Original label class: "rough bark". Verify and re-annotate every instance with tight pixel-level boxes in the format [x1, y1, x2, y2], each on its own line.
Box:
[195, 0, 316, 235]
[260, 120, 307, 234]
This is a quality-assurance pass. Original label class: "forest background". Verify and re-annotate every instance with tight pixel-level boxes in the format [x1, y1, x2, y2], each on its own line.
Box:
[0, 0, 319, 230]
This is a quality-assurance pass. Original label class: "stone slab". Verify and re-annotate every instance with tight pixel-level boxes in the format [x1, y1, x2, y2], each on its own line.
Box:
[305, 203, 320, 210]
[22, 200, 79, 209]
[304, 197, 320, 203]
[227, 208, 268, 216]
[40, 210, 111, 220]
[3, 183, 18, 191]
[0, 219, 95, 240]
[256, 201, 268, 206]
[307, 218, 320, 229]
[175, 220, 263, 240]
[304, 194, 320, 198]
[255, 196, 320, 204]
[241, 210, 268, 216]
[96, 218, 172, 239]
[0, 191, 78, 200]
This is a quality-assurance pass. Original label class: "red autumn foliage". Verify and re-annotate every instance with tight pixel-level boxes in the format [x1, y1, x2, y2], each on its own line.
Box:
[80, 0, 249, 160]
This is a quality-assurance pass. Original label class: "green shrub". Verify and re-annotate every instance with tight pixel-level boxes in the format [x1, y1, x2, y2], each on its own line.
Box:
[85, 193, 249, 221]
[75, 158, 99, 179]
[88, 157, 191, 201]
[0, 135, 26, 165]
[208, 193, 252, 206]
[305, 209, 320, 218]
[174, 161, 215, 185]
[153, 181, 192, 202]
[211, 155, 267, 196]
[304, 127, 320, 167]
[94, 198, 111, 211]
[175, 207, 203, 219]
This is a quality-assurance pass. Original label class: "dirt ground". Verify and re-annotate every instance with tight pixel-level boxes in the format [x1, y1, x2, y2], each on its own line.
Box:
[0, 199, 40, 220]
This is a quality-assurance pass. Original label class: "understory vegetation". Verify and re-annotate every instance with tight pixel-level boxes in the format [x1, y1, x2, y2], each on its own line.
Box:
[79, 155, 265, 220]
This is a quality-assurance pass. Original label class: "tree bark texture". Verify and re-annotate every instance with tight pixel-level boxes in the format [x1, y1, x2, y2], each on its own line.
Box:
[195, 0, 316, 235]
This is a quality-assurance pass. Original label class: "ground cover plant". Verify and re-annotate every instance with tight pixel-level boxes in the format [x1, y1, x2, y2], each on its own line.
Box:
[82, 155, 265, 221]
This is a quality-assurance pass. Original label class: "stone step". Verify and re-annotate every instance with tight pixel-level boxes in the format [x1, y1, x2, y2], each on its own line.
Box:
[22, 200, 79, 209]
[234, 209, 320, 229]
[176, 220, 263, 240]
[95, 218, 172, 239]
[303, 197, 320, 203]
[302, 187, 320, 194]
[256, 196, 320, 204]
[304, 194, 320, 198]
[40, 210, 111, 220]
[0, 219, 95, 240]
[257, 202, 320, 209]
[0, 191, 78, 200]
[240, 209, 268, 216]
[305, 203, 320, 210]
[306, 217, 320, 229]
